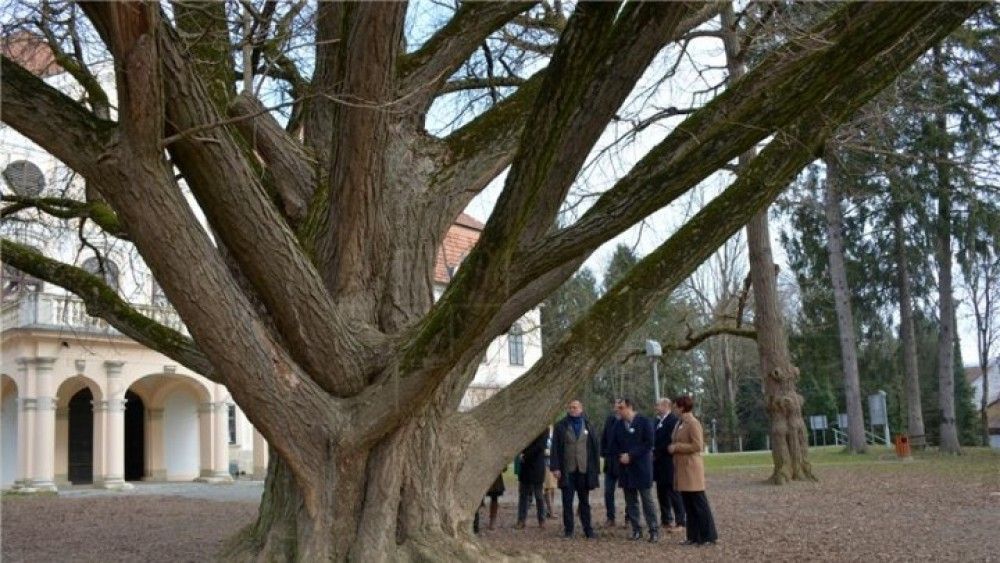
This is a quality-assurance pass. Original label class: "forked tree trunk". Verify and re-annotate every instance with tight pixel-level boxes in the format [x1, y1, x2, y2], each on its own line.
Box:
[723, 2, 813, 481]
[822, 150, 867, 453]
[892, 202, 926, 447]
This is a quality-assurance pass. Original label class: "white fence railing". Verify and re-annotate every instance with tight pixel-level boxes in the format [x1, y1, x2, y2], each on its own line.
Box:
[0, 292, 188, 336]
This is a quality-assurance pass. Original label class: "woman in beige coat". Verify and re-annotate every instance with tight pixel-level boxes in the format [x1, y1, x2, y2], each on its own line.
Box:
[668, 395, 718, 546]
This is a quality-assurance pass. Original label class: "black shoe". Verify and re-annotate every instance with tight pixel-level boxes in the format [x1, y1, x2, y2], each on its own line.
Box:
[630, 530, 643, 541]
[679, 540, 697, 546]
[648, 530, 660, 543]
[584, 531, 596, 539]
[563, 531, 574, 539]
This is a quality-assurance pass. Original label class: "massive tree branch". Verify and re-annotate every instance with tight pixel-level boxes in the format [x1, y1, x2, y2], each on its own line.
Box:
[1, 239, 215, 379]
[229, 93, 315, 223]
[309, 3, 407, 312]
[399, 1, 536, 107]
[456, 0, 980, 505]
[0, 56, 114, 177]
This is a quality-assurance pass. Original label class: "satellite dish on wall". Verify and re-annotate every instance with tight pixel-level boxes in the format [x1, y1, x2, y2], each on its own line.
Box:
[2, 160, 46, 197]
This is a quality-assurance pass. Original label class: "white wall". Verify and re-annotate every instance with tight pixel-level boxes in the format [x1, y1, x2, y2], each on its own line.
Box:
[1, 392, 18, 488]
[163, 390, 200, 480]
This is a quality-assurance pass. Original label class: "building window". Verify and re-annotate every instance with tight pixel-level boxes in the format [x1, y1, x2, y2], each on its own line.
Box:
[81, 256, 120, 292]
[228, 404, 237, 445]
[508, 323, 525, 366]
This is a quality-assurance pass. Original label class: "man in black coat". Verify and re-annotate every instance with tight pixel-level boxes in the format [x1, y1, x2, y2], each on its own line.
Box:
[551, 399, 601, 539]
[600, 399, 623, 527]
[653, 398, 686, 531]
[610, 397, 659, 542]
[516, 430, 548, 529]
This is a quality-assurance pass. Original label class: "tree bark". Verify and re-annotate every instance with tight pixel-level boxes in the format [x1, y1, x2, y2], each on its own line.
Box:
[892, 200, 927, 447]
[722, 2, 814, 480]
[746, 212, 815, 483]
[933, 47, 961, 454]
[822, 150, 867, 453]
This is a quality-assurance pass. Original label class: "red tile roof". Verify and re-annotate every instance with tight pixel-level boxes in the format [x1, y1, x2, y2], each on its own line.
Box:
[435, 213, 483, 284]
[3, 33, 62, 78]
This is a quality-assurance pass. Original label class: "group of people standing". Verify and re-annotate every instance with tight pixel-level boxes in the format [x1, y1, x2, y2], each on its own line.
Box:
[481, 396, 718, 547]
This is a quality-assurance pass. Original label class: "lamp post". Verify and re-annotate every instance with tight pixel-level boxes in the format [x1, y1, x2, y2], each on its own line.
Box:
[645, 340, 663, 402]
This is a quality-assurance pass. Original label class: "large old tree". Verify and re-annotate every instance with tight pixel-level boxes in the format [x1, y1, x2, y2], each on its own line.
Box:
[0, 1, 981, 560]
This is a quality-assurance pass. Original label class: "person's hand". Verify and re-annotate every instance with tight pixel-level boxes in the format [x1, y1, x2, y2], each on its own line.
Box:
[619, 453, 630, 465]
[519, 453, 524, 461]
[551, 470, 561, 480]
[667, 445, 675, 454]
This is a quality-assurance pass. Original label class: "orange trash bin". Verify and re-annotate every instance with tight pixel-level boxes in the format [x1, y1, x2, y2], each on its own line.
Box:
[894, 434, 911, 458]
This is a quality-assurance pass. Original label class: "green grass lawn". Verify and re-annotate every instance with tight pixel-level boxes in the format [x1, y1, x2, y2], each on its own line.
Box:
[704, 445, 1000, 477]
[492, 446, 998, 491]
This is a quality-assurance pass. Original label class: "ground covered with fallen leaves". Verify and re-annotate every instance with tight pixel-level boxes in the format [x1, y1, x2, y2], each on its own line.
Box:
[2, 448, 998, 562]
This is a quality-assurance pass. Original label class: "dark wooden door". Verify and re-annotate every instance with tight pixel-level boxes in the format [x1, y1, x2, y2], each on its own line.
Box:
[124, 390, 145, 481]
[67, 388, 93, 484]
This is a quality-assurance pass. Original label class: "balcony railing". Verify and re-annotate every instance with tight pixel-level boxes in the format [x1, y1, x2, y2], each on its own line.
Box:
[0, 292, 188, 337]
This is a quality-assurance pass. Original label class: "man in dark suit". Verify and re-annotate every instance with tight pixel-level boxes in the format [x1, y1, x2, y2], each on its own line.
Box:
[653, 398, 686, 532]
[610, 397, 659, 542]
[600, 398, 623, 527]
[516, 430, 549, 529]
[551, 400, 601, 539]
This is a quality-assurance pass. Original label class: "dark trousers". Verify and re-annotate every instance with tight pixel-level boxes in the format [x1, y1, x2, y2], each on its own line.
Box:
[681, 491, 718, 544]
[561, 471, 593, 536]
[655, 474, 685, 526]
[517, 481, 544, 524]
[603, 471, 618, 521]
[623, 486, 659, 534]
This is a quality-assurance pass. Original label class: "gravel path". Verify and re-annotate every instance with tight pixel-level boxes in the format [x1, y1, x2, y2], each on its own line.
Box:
[3, 460, 998, 562]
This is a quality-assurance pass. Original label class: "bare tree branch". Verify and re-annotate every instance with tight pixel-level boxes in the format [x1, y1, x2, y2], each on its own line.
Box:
[1, 195, 127, 239]
[399, 1, 537, 106]
[0, 55, 114, 178]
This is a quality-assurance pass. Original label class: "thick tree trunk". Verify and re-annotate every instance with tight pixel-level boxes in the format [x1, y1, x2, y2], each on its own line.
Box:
[822, 151, 867, 453]
[723, 3, 812, 481]
[933, 48, 961, 454]
[222, 414, 541, 563]
[892, 204, 927, 447]
[747, 211, 816, 483]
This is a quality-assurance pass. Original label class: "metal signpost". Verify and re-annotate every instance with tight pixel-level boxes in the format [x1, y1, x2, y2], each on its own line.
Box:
[867, 390, 890, 446]
[645, 340, 663, 402]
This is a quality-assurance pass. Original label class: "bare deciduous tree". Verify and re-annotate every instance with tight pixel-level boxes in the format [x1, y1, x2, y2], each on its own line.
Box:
[0, 2, 979, 560]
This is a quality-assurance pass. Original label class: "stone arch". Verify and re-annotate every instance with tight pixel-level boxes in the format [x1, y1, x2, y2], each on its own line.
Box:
[1, 374, 18, 488]
[55, 375, 104, 485]
[126, 374, 211, 481]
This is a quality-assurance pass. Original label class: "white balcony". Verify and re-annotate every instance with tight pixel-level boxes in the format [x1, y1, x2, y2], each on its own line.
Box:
[0, 292, 188, 337]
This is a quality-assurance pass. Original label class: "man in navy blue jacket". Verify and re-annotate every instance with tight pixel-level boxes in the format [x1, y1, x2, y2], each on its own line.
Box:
[600, 399, 623, 527]
[610, 398, 659, 542]
[653, 398, 685, 531]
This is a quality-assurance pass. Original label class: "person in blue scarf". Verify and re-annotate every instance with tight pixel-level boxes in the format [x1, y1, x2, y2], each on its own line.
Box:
[550, 400, 601, 539]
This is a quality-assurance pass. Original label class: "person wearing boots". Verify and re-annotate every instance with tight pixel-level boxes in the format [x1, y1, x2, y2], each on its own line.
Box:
[610, 397, 659, 543]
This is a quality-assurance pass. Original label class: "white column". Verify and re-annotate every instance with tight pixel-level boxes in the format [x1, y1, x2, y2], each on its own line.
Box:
[252, 428, 268, 480]
[100, 361, 131, 490]
[195, 402, 232, 483]
[212, 402, 232, 481]
[14, 360, 31, 489]
[29, 358, 57, 492]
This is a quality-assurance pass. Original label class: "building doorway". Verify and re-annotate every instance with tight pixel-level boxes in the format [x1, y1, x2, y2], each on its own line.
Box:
[124, 390, 145, 481]
[67, 388, 94, 484]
